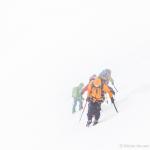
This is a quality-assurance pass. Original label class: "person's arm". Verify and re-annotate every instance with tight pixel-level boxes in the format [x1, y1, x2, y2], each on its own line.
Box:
[81, 84, 88, 95]
[103, 84, 115, 103]
[103, 84, 113, 99]
[87, 82, 92, 96]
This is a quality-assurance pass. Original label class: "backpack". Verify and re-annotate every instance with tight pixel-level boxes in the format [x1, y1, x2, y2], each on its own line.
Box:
[99, 69, 111, 81]
[89, 78, 103, 100]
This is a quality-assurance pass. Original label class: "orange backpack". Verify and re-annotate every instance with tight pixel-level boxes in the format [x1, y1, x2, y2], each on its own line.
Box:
[88, 78, 103, 101]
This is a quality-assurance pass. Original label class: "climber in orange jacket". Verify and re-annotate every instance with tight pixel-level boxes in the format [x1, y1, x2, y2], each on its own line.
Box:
[86, 76, 115, 127]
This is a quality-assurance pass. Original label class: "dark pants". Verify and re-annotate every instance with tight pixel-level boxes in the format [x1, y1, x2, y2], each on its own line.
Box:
[87, 101, 101, 121]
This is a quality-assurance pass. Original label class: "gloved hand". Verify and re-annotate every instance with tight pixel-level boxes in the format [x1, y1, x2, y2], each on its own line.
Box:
[111, 89, 115, 95]
[98, 101, 102, 105]
[101, 96, 105, 103]
[86, 97, 90, 102]
[111, 97, 115, 103]
[109, 87, 115, 95]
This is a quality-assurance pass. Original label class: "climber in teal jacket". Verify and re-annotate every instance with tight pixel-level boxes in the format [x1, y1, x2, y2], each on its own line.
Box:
[72, 83, 84, 113]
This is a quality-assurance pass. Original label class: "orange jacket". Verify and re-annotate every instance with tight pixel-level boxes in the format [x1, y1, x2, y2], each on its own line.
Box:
[88, 77, 113, 102]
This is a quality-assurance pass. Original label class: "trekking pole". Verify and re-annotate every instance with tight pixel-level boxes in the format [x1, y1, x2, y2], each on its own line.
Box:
[79, 100, 88, 122]
[112, 101, 118, 113]
[113, 84, 118, 92]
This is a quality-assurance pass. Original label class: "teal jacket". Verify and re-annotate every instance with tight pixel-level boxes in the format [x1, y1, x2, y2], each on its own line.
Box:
[72, 86, 83, 100]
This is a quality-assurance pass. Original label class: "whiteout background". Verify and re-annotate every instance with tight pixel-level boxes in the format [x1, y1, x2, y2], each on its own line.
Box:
[0, 0, 150, 150]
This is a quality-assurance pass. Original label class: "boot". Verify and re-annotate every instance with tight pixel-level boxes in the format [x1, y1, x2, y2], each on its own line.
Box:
[93, 119, 98, 126]
[86, 120, 92, 127]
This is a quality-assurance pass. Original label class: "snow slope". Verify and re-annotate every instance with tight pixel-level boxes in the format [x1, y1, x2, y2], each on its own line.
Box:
[0, 0, 150, 150]
[55, 54, 150, 150]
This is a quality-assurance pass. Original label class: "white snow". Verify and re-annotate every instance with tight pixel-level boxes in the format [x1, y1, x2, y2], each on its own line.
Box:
[0, 0, 150, 150]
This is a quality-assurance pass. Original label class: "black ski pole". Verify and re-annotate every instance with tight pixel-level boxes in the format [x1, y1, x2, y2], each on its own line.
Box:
[79, 100, 88, 122]
[113, 84, 118, 92]
[112, 102, 118, 113]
